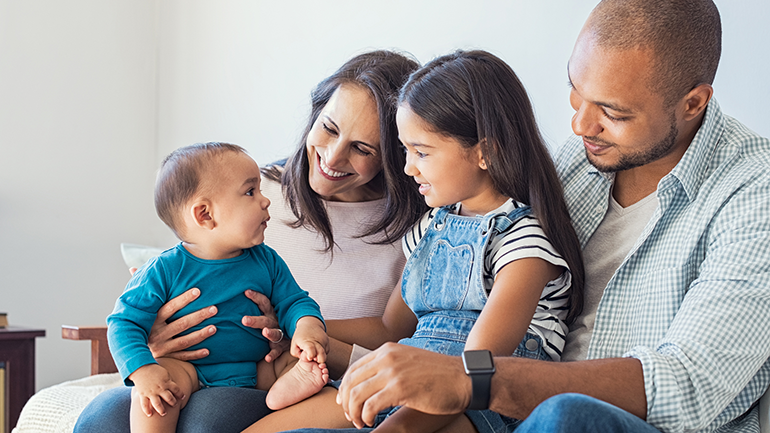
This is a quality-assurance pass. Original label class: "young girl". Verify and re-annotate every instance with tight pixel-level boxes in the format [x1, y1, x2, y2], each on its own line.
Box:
[243, 50, 584, 433]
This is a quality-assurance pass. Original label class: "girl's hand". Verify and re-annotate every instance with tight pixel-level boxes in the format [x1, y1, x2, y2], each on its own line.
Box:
[148, 288, 218, 361]
[129, 364, 184, 417]
[241, 290, 290, 362]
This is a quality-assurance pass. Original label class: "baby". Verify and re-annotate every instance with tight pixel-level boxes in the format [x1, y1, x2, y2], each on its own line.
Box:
[107, 142, 329, 432]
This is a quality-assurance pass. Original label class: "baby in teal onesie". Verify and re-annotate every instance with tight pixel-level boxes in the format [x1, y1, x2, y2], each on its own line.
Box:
[107, 142, 328, 432]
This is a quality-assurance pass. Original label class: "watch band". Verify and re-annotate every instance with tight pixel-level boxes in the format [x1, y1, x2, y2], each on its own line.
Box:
[462, 350, 495, 410]
[468, 370, 493, 410]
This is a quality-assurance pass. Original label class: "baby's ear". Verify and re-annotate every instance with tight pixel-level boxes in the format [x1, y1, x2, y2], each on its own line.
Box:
[190, 199, 215, 229]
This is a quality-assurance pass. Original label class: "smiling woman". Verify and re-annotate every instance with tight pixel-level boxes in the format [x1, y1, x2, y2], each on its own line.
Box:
[266, 50, 428, 254]
[71, 50, 428, 433]
[305, 83, 383, 203]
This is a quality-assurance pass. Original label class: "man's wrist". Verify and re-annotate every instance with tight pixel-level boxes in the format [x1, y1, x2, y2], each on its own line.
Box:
[460, 358, 474, 410]
[462, 350, 495, 410]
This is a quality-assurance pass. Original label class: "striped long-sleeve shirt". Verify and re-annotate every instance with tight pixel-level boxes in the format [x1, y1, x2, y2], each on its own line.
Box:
[402, 200, 572, 360]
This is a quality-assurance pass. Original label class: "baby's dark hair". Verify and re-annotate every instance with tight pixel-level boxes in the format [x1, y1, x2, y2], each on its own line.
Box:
[155, 142, 248, 239]
[399, 50, 584, 323]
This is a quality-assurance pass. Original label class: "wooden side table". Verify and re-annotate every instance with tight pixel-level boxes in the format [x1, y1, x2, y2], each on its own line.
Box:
[0, 326, 45, 433]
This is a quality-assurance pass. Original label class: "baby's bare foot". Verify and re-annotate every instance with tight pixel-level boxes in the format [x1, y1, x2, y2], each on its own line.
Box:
[266, 358, 329, 410]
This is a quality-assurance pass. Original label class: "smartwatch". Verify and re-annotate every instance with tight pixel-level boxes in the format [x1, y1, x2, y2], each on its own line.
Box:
[462, 349, 495, 410]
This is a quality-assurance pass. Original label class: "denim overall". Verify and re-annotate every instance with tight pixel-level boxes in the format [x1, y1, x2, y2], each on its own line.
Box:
[381, 204, 550, 432]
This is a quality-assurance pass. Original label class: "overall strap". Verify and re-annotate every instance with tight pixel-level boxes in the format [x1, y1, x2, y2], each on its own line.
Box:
[489, 205, 532, 234]
[431, 205, 456, 226]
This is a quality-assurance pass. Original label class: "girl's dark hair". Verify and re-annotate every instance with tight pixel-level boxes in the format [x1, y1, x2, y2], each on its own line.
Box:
[399, 50, 584, 323]
[263, 50, 427, 252]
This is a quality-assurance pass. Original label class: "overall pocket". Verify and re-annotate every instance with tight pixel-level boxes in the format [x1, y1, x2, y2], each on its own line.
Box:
[421, 239, 473, 311]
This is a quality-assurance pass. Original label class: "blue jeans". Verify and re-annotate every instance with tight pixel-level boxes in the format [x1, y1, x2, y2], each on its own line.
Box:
[279, 394, 661, 433]
[73, 385, 272, 433]
[515, 393, 661, 433]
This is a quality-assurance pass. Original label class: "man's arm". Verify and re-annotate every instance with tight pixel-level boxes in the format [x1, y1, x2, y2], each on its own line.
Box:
[337, 342, 646, 428]
[490, 356, 646, 420]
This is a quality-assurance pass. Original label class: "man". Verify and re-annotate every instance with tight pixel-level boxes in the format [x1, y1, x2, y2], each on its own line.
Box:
[335, 0, 770, 431]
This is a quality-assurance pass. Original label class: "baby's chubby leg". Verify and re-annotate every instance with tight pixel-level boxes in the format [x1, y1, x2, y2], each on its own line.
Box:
[129, 357, 200, 433]
[257, 351, 330, 410]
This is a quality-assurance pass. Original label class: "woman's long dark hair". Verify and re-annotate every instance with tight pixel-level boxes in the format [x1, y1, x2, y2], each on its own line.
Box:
[263, 50, 427, 252]
[399, 50, 584, 323]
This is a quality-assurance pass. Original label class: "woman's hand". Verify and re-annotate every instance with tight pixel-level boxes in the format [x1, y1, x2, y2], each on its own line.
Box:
[241, 289, 290, 362]
[148, 287, 218, 361]
[129, 266, 220, 361]
[336, 342, 471, 428]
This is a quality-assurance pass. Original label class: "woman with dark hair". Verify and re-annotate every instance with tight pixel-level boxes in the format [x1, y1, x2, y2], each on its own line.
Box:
[259, 50, 427, 323]
[72, 50, 426, 433]
[243, 49, 583, 433]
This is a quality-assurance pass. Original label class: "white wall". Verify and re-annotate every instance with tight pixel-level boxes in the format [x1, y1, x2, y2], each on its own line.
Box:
[1, 0, 768, 391]
[0, 0, 160, 387]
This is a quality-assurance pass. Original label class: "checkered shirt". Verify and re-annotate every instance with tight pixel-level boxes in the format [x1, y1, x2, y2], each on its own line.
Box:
[555, 99, 770, 433]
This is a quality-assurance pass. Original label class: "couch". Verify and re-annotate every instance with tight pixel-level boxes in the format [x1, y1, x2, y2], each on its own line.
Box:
[14, 322, 770, 433]
[13, 245, 770, 432]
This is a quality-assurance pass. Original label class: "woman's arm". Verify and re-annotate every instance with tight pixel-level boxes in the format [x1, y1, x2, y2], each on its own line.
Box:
[318, 282, 417, 380]
[326, 281, 418, 350]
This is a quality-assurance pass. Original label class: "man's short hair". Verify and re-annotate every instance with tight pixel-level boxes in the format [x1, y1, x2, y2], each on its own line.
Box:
[588, 0, 721, 106]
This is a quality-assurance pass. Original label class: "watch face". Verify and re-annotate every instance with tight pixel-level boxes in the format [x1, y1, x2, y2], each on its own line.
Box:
[463, 350, 494, 372]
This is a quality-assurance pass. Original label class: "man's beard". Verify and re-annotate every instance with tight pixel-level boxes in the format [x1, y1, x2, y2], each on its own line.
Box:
[586, 116, 679, 173]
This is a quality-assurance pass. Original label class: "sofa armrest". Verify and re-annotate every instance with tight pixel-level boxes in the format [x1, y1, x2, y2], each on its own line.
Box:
[62, 325, 117, 375]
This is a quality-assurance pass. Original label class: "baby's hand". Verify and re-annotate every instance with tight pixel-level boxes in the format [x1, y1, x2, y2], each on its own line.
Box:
[128, 363, 184, 417]
[290, 316, 329, 364]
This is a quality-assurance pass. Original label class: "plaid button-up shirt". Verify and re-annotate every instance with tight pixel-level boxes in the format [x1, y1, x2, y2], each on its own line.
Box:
[556, 99, 770, 432]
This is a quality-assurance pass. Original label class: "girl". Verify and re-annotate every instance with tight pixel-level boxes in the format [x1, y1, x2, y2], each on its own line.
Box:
[243, 50, 584, 433]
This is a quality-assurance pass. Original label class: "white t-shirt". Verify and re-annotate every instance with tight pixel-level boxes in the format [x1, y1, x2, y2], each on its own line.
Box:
[262, 176, 405, 320]
[561, 191, 658, 362]
[402, 200, 572, 360]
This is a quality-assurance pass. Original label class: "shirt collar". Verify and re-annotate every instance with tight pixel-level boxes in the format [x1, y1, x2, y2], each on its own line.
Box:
[666, 97, 725, 203]
[454, 198, 522, 217]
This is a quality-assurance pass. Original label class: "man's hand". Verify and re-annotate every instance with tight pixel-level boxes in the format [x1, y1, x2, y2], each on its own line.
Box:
[148, 288, 218, 361]
[241, 289, 290, 363]
[336, 342, 471, 428]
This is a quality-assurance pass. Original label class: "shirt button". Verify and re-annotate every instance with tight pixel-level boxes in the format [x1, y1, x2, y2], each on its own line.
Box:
[229, 380, 236, 386]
